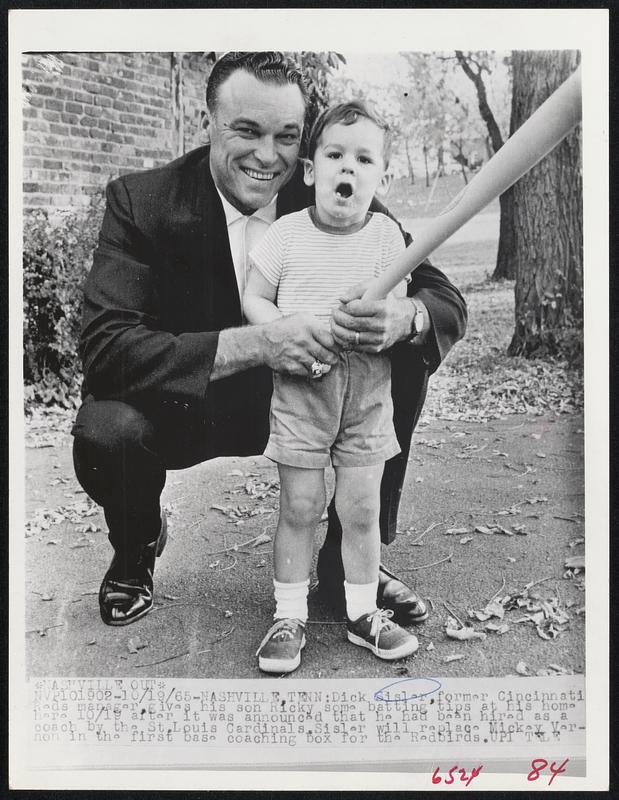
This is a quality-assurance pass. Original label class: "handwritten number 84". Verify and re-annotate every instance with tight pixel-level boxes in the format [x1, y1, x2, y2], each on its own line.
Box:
[527, 758, 569, 786]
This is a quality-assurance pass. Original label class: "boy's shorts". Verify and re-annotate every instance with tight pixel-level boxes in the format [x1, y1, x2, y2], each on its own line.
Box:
[265, 350, 401, 469]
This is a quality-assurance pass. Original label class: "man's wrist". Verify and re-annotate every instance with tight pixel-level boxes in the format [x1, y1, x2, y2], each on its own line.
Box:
[404, 297, 430, 343]
[212, 324, 268, 380]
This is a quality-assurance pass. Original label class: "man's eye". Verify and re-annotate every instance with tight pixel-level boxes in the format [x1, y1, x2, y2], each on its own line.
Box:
[237, 127, 257, 137]
[278, 133, 299, 144]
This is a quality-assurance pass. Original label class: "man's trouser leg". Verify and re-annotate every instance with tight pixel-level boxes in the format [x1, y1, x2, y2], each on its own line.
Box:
[72, 399, 171, 566]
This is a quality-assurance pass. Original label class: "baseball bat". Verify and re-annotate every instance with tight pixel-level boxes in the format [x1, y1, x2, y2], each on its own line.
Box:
[363, 65, 582, 301]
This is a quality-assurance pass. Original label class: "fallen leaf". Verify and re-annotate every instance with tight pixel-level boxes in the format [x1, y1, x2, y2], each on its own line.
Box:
[482, 600, 505, 620]
[128, 637, 148, 654]
[569, 537, 585, 548]
[446, 626, 486, 641]
[459, 536, 473, 545]
[86, 639, 96, 646]
[565, 555, 585, 570]
[475, 525, 493, 535]
[516, 661, 529, 676]
[252, 533, 272, 547]
[162, 594, 180, 601]
[443, 654, 465, 663]
[445, 527, 470, 535]
[224, 610, 233, 618]
[426, 641, 435, 651]
[485, 622, 509, 634]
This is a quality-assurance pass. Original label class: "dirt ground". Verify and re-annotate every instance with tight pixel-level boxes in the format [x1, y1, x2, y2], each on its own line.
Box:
[24, 409, 585, 681]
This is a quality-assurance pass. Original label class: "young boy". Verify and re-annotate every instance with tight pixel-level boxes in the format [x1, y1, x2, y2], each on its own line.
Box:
[244, 101, 419, 673]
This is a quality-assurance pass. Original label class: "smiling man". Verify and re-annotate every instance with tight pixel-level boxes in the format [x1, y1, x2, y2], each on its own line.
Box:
[72, 52, 467, 634]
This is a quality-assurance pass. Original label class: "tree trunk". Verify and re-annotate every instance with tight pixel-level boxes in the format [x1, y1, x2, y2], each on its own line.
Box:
[436, 144, 445, 177]
[423, 145, 429, 187]
[404, 138, 415, 184]
[507, 50, 582, 359]
[493, 188, 516, 279]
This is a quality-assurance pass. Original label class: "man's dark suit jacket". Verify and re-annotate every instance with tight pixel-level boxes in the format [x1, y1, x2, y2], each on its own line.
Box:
[80, 146, 467, 541]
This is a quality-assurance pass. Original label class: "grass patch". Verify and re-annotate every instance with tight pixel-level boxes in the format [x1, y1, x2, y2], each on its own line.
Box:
[385, 173, 501, 219]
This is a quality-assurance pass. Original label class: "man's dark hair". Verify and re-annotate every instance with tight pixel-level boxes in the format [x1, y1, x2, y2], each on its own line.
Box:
[206, 51, 310, 112]
[307, 100, 393, 167]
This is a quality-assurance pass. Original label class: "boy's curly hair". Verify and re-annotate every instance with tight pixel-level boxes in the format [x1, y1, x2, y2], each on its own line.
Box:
[307, 100, 393, 166]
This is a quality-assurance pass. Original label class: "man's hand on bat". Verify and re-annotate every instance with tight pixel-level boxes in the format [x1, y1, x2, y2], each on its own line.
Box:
[330, 281, 430, 353]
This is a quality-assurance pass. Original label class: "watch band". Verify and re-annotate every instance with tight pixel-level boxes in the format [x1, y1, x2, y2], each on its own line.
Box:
[407, 297, 424, 340]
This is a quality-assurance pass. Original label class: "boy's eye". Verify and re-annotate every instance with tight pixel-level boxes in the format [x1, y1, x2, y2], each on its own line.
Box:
[326, 151, 341, 159]
[358, 156, 373, 164]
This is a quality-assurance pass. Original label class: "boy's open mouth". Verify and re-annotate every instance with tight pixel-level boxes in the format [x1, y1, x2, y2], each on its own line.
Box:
[335, 182, 353, 199]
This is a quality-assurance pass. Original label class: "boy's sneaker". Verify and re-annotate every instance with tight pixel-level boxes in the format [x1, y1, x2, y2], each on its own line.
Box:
[256, 618, 306, 673]
[347, 609, 418, 660]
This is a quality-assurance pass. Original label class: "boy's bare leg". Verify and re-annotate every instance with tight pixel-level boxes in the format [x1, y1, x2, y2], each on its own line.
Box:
[256, 464, 325, 674]
[333, 464, 382, 585]
[334, 463, 418, 660]
[274, 464, 326, 582]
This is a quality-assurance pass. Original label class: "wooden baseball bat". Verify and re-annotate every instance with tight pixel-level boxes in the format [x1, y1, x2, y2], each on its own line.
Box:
[363, 65, 582, 301]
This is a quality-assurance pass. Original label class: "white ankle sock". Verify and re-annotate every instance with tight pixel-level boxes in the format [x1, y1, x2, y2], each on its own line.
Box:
[345, 580, 379, 622]
[273, 578, 309, 623]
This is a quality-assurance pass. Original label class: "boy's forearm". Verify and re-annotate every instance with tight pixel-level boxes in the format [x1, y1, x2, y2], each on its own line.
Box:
[243, 295, 283, 325]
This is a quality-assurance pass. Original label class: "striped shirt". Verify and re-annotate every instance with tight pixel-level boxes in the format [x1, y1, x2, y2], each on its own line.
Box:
[248, 208, 406, 322]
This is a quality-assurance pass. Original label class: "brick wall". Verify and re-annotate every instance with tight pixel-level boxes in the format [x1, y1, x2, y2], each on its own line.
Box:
[22, 52, 213, 210]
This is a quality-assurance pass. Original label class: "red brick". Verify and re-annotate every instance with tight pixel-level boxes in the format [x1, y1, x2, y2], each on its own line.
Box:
[26, 94, 44, 108]
[42, 110, 61, 123]
[24, 119, 49, 132]
[65, 101, 83, 115]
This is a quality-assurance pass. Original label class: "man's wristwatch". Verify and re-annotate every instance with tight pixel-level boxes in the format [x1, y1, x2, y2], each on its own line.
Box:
[407, 297, 425, 340]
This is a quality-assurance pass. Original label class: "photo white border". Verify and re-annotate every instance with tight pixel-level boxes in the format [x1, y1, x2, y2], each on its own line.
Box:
[9, 7, 609, 791]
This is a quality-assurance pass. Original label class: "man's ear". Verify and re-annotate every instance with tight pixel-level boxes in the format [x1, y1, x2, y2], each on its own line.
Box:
[303, 159, 315, 187]
[375, 170, 393, 198]
[200, 110, 210, 144]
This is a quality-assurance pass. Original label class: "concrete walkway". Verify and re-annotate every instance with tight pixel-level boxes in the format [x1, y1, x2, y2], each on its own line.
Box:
[24, 410, 585, 680]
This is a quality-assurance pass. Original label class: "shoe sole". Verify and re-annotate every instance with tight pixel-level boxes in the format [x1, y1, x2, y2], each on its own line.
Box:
[258, 636, 306, 674]
[347, 631, 419, 660]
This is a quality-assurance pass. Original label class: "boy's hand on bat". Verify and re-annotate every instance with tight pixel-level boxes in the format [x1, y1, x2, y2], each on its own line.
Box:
[331, 282, 425, 353]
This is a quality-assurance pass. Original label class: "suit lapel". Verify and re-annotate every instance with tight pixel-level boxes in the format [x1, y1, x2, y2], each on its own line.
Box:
[191, 152, 243, 329]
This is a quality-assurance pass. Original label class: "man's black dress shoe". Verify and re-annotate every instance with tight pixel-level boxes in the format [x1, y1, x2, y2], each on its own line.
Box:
[316, 546, 429, 625]
[377, 563, 429, 624]
[99, 514, 168, 626]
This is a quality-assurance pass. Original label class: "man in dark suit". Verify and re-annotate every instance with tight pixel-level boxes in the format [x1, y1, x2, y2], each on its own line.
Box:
[72, 52, 467, 627]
